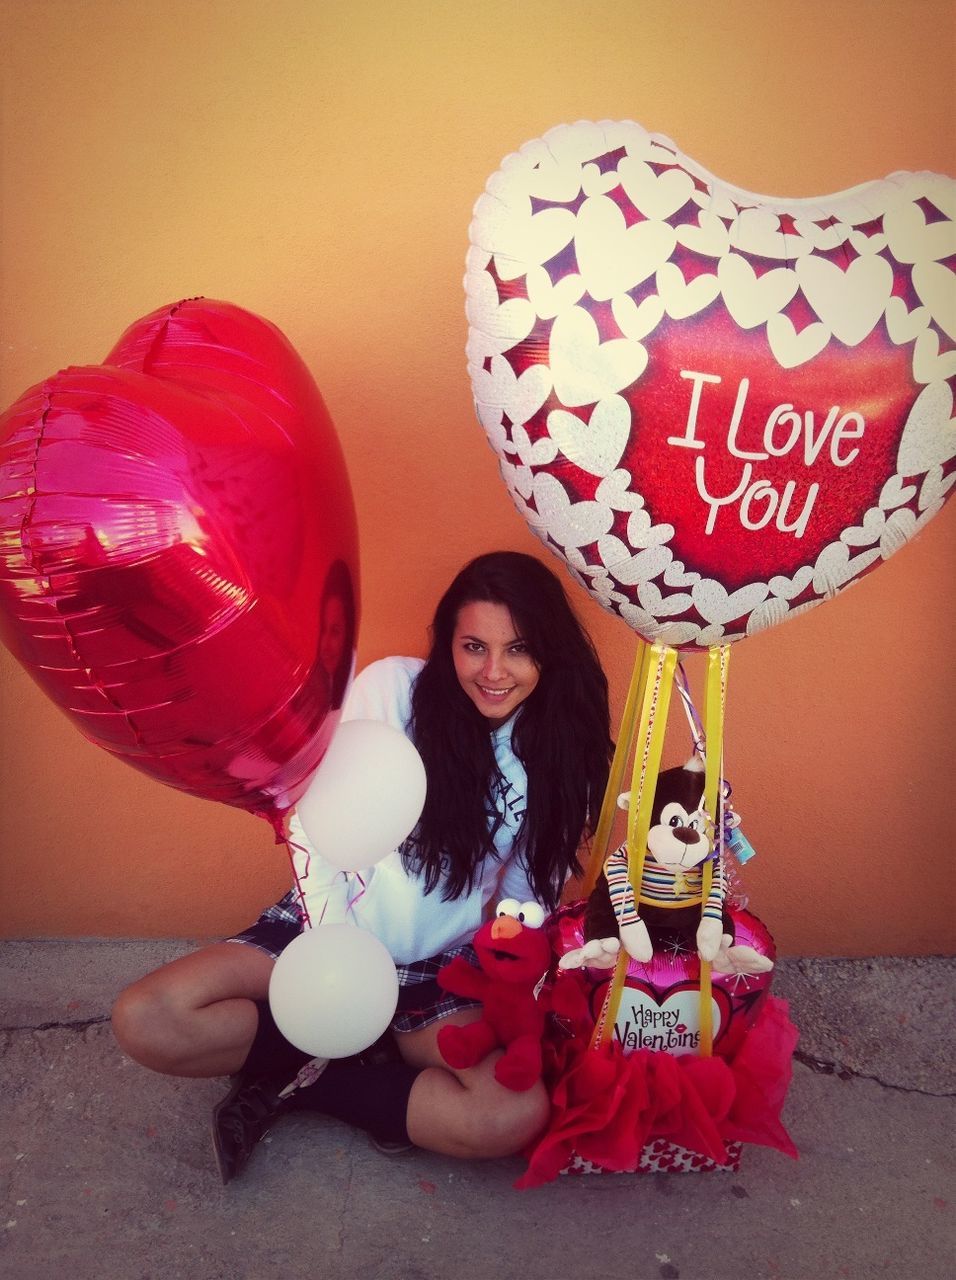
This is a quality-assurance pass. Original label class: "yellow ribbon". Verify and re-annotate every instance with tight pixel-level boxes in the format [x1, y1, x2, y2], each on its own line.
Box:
[581, 639, 731, 1064]
[698, 644, 730, 1057]
[575, 639, 648, 901]
[592, 643, 677, 1050]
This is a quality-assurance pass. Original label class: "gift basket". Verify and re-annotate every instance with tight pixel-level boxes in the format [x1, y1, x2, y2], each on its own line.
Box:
[518, 650, 799, 1187]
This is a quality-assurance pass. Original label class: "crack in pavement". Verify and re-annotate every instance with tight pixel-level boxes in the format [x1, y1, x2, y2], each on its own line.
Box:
[3, 1019, 952, 1099]
[794, 1049, 955, 1097]
[2, 1015, 111, 1033]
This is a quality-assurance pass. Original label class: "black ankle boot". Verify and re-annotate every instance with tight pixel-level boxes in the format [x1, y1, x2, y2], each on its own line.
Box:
[211, 1073, 294, 1184]
[211, 1007, 419, 1182]
[211, 1001, 314, 1185]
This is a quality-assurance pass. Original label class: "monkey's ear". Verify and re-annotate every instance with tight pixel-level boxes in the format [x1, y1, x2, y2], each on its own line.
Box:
[682, 754, 705, 774]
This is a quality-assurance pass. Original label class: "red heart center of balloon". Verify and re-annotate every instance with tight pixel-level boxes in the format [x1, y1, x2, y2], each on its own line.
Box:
[0, 300, 358, 822]
[611, 309, 912, 590]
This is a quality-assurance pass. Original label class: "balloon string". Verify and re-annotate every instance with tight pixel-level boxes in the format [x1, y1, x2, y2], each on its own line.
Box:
[346, 874, 367, 915]
[675, 664, 740, 867]
[283, 836, 314, 930]
[285, 834, 363, 929]
[675, 662, 706, 760]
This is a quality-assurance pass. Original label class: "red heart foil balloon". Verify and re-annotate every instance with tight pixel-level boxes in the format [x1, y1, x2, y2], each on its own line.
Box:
[0, 299, 358, 827]
[466, 120, 956, 648]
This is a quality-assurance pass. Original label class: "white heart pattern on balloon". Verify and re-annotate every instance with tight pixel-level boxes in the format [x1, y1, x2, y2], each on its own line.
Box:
[465, 120, 956, 649]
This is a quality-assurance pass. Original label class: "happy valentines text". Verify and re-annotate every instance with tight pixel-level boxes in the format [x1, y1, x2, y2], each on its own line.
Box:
[616, 1002, 701, 1054]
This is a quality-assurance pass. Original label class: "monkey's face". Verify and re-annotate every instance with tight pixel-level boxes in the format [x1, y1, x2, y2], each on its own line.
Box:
[646, 800, 711, 870]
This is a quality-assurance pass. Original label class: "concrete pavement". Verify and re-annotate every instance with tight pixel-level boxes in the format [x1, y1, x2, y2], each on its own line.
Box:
[1, 941, 953, 1280]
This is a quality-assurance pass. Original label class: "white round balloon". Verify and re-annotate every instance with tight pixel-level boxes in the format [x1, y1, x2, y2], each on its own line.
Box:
[296, 718, 427, 871]
[268, 924, 399, 1059]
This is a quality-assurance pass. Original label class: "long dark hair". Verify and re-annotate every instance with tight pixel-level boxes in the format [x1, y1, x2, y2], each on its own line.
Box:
[404, 551, 612, 910]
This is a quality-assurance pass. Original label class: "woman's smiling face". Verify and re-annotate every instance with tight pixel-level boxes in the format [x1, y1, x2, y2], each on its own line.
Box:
[451, 600, 540, 727]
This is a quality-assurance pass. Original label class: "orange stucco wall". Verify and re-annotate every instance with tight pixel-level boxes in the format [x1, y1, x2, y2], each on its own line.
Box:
[1, 0, 953, 955]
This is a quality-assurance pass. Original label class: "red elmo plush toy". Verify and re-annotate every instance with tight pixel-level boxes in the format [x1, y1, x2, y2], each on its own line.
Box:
[437, 899, 552, 1091]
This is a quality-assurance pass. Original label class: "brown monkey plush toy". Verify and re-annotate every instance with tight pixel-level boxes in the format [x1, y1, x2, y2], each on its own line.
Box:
[559, 758, 772, 976]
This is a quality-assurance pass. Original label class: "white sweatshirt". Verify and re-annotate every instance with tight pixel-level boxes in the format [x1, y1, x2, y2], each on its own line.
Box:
[288, 656, 537, 964]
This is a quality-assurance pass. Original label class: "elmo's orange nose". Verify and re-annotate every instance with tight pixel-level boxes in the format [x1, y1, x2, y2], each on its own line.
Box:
[491, 915, 521, 941]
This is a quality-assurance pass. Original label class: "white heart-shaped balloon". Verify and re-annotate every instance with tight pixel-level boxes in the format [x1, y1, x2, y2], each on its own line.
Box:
[466, 120, 956, 650]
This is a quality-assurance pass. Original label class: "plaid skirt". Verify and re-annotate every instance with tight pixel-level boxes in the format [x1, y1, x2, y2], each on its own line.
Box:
[229, 891, 479, 1033]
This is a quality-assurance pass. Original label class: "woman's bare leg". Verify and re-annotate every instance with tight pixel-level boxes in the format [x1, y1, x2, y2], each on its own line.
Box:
[111, 942, 275, 1078]
[116, 958, 550, 1160]
[396, 1010, 550, 1159]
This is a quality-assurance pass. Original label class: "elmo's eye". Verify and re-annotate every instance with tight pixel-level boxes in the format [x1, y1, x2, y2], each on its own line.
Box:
[517, 901, 545, 929]
[496, 898, 521, 919]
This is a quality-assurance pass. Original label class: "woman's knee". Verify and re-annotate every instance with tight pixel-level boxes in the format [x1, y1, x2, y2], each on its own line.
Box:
[461, 1077, 550, 1158]
[111, 944, 274, 1076]
[111, 979, 195, 1073]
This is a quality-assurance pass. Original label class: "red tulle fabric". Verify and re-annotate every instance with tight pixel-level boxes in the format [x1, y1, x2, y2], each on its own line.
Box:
[517, 982, 799, 1189]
